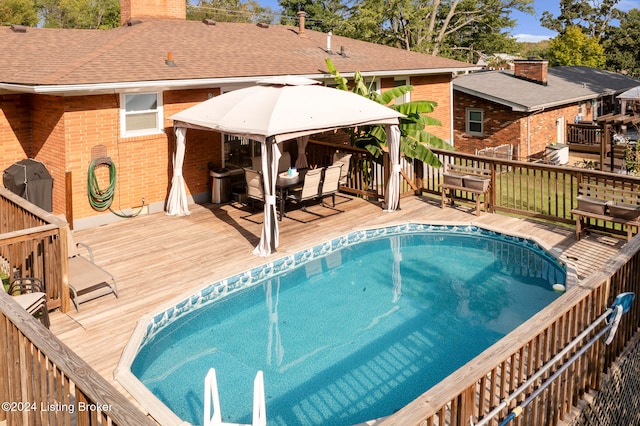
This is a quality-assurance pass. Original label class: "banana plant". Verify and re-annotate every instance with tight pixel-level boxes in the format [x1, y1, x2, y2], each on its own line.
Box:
[326, 58, 454, 168]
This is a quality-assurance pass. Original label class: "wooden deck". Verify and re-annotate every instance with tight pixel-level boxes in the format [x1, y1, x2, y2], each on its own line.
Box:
[48, 194, 626, 416]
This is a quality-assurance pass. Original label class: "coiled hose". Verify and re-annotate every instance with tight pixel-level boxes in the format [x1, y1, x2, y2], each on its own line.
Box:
[87, 158, 116, 211]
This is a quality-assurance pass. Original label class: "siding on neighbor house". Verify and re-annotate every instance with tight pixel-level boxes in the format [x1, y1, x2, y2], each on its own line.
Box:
[410, 75, 452, 142]
[453, 91, 580, 160]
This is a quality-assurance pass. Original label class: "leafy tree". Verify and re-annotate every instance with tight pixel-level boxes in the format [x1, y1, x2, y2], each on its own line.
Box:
[0, 0, 38, 26]
[546, 25, 606, 68]
[603, 8, 640, 77]
[337, 0, 533, 59]
[187, 0, 275, 24]
[326, 58, 453, 168]
[540, 0, 621, 40]
[279, 0, 348, 33]
[37, 0, 120, 29]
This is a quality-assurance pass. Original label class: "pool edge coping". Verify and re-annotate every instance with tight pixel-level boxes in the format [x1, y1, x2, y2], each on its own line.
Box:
[114, 220, 576, 426]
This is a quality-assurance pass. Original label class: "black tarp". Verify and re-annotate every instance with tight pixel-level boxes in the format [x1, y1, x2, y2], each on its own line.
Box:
[3, 159, 53, 212]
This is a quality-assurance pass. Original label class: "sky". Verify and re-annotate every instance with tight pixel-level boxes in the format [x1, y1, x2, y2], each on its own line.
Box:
[256, 0, 640, 43]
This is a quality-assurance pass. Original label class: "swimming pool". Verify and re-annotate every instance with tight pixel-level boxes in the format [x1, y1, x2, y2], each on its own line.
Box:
[116, 223, 573, 426]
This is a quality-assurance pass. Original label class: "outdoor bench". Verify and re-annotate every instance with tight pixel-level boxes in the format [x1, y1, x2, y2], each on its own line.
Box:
[440, 163, 491, 215]
[571, 181, 640, 241]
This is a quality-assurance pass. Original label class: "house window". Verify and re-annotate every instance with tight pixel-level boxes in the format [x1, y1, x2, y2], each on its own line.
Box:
[394, 79, 409, 104]
[121, 93, 163, 137]
[466, 108, 483, 136]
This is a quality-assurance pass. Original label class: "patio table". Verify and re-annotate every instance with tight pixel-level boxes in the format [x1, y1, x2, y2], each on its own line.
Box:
[275, 169, 307, 220]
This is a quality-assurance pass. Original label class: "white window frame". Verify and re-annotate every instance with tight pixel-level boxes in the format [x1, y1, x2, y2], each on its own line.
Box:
[394, 78, 409, 104]
[466, 108, 484, 136]
[120, 92, 164, 137]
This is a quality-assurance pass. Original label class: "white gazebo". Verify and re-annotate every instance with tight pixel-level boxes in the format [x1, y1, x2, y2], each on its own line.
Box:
[167, 76, 404, 256]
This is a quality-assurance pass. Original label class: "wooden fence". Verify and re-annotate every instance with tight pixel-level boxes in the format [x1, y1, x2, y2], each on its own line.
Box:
[0, 291, 156, 425]
[0, 188, 71, 312]
[422, 149, 640, 239]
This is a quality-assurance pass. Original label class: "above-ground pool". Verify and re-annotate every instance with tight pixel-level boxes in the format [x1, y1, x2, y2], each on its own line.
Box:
[117, 224, 571, 426]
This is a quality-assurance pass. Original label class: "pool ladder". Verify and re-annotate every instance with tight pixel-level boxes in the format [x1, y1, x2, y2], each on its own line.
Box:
[204, 368, 266, 426]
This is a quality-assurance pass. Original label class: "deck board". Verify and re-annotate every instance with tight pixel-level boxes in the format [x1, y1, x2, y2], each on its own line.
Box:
[48, 194, 624, 416]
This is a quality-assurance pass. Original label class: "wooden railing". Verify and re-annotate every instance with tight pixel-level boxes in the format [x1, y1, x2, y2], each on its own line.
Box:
[382, 235, 640, 426]
[0, 188, 70, 312]
[423, 149, 640, 238]
[566, 123, 603, 152]
[0, 292, 156, 426]
[308, 140, 418, 200]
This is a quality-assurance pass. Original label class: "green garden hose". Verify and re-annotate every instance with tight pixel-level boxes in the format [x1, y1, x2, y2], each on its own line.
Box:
[87, 158, 116, 211]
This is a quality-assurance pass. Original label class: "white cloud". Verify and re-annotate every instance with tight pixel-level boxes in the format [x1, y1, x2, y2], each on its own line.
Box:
[514, 34, 552, 43]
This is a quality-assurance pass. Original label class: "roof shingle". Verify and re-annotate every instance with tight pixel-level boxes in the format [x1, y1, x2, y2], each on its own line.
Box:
[0, 19, 475, 87]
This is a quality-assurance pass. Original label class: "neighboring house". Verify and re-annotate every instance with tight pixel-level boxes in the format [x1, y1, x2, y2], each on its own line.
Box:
[453, 59, 640, 160]
[0, 0, 476, 230]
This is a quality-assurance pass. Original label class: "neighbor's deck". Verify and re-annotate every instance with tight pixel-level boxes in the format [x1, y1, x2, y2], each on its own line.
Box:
[49, 194, 625, 413]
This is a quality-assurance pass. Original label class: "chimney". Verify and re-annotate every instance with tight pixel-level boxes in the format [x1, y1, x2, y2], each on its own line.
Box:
[513, 59, 548, 86]
[297, 10, 306, 37]
[120, 0, 186, 26]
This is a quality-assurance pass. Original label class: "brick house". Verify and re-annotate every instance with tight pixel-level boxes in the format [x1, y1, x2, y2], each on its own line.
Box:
[0, 0, 476, 230]
[453, 59, 640, 160]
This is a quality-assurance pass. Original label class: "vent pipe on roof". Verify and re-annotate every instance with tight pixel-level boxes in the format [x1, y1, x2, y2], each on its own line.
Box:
[165, 52, 177, 67]
[327, 31, 332, 54]
[10, 24, 27, 33]
[257, 22, 269, 28]
[202, 18, 216, 26]
[297, 10, 306, 37]
[126, 19, 143, 26]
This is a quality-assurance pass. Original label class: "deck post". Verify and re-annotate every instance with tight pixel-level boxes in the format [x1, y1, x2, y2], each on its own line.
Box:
[59, 225, 71, 313]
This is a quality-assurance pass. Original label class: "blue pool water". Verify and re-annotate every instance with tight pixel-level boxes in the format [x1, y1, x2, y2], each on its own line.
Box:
[131, 225, 566, 426]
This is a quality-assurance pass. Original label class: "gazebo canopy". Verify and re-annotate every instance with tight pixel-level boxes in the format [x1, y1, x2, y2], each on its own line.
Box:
[169, 76, 403, 143]
[166, 76, 404, 256]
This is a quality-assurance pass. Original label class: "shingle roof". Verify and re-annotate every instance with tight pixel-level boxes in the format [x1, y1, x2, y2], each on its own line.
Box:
[0, 19, 475, 89]
[453, 66, 640, 112]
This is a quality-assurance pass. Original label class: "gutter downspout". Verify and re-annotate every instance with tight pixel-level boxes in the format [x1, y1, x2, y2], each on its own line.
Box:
[449, 76, 455, 147]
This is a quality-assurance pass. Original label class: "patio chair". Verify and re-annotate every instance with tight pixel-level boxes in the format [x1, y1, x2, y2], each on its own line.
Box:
[8, 277, 50, 328]
[287, 168, 322, 211]
[244, 168, 264, 211]
[251, 152, 291, 174]
[320, 164, 343, 207]
[66, 228, 118, 312]
[332, 152, 352, 186]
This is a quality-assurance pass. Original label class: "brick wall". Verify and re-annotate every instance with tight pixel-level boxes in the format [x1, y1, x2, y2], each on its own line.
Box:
[453, 91, 580, 160]
[120, 0, 186, 24]
[32, 96, 65, 213]
[0, 95, 31, 170]
[410, 74, 452, 142]
[0, 89, 223, 222]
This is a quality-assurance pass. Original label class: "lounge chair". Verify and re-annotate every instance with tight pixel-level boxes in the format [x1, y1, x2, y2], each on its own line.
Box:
[244, 168, 265, 211]
[8, 277, 50, 328]
[287, 168, 323, 211]
[66, 228, 118, 311]
[332, 152, 352, 186]
[320, 164, 342, 207]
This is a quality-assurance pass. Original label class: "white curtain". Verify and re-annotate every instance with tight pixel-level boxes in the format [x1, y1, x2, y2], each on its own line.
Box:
[295, 135, 309, 169]
[384, 124, 401, 212]
[253, 138, 282, 256]
[166, 126, 191, 216]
